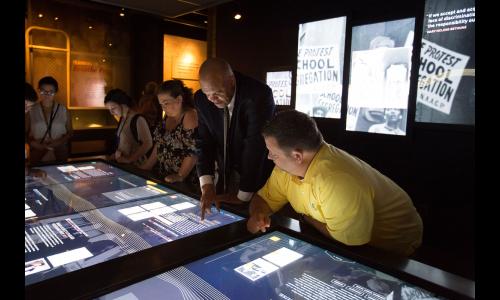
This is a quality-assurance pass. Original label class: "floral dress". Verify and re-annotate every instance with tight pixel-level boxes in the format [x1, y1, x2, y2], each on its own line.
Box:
[153, 114, 198, 185]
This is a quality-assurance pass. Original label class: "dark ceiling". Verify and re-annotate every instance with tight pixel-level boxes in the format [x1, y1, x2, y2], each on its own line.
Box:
[89, 0, 233, 28]
[90, 0, 228, 18]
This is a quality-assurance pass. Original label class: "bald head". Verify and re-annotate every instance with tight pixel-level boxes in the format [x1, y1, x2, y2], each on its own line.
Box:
[198, 58, 236, 108]
[199, 58, 234, 81]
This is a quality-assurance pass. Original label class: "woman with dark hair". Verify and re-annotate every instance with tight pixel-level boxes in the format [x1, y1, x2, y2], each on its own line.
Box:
[141, 80, 198, 185]
[27, 76, 73, 164]
[136, 81, 162, 134]
[104, 88, 153, 167]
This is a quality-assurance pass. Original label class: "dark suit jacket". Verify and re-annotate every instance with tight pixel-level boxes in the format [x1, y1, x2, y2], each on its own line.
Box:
[194, 71, 275, 194]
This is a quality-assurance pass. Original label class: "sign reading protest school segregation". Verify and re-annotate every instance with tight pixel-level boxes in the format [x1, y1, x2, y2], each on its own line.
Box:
[415, 0, 475, 125]
[266, 71, 292, 105]
[295, 17, 346, 119]
[417, 38, 469, 114]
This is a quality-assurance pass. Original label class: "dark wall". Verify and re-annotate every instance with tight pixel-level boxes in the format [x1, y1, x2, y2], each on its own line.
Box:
[216, 0, 421, 81]
[215, 0, 474, 276]
[129, 15, 163, 103]
[129, 14, 206, 103]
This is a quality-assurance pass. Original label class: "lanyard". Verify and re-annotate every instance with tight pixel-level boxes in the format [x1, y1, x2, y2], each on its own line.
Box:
[40, 103, 60, 143]
[116, 109, 130, 139]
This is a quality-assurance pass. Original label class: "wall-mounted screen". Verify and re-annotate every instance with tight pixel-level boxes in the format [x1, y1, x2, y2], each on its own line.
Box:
[25, 193, 243, 286]
[415, 0, 475, 125]
[97, 231, 441, 300]
[296, 16, 346, 119]
[346, 18, 415, 135]
[266, 71, 292, 106]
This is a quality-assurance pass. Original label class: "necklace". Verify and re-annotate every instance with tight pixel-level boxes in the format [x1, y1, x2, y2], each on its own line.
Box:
[41, 102, 55, 125]
[164, 111, 184, 132]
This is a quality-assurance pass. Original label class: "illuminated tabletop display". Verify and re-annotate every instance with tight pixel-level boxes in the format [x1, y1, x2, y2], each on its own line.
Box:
[98, 231, 442, 300]
[25, 161, 243, 286]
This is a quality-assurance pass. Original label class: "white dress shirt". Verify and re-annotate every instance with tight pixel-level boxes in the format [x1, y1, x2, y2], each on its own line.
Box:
[199, 85, 254, 202]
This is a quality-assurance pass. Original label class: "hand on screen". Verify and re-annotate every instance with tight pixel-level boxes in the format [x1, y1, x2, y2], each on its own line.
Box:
[247, 213, 271, 234]
[164, 174, 183, 183]
[200, 183, 218, 220]
[114, 151, 122, 160]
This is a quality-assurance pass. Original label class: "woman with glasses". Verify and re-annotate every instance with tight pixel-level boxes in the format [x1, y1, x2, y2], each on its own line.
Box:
[104, 88, 153, 167]
[140, 80, 198, 186]
[27, 76, 73, 164]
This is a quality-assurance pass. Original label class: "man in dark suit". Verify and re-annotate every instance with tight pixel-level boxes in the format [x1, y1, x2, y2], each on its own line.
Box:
[194, 58, 275, 219]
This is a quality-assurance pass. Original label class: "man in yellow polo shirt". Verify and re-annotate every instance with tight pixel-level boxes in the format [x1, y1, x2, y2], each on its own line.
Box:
[247, 110, 423, 256]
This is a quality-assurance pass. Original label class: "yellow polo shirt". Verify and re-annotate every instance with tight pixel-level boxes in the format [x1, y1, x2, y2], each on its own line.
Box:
[258, 143, 423, 256]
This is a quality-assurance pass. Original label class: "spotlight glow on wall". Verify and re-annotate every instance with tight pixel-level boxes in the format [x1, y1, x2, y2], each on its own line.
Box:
[182, 54, 194, 64]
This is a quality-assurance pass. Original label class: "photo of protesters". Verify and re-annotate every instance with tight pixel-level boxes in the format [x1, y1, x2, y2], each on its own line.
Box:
[346, 18, 415, 135]
[368, 108, 406, 135]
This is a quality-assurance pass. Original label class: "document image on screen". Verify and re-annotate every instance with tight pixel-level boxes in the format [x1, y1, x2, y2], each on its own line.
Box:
[295, 16, 346, 119]
[98, 193, 243, 246]
[97, 231, 442, 300]
[25, 194, 243, 286]
[346, 18, 415, 135]
[266, 71, 292, 106]
[25, 214, 127, 286]
[415, 0, 475, 125]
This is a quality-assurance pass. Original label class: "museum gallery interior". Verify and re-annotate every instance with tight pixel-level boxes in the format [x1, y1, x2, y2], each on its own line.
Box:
[23, 0, 475, 299]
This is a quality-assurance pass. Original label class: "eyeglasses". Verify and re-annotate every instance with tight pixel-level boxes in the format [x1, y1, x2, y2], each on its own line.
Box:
[39, 90, 56, 96]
